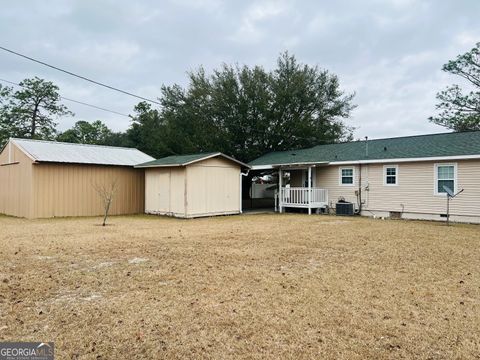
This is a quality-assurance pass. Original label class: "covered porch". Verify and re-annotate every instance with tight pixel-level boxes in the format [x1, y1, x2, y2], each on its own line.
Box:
[276, 164, 328, 214]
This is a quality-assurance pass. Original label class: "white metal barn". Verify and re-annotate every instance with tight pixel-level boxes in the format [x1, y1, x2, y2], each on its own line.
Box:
[135, 152, 250, 218]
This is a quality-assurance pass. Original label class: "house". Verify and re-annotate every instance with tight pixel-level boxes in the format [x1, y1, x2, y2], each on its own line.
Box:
[135, 152, 250, 218]
[0, 138, 154, 218]
[249, 131, 480, 223]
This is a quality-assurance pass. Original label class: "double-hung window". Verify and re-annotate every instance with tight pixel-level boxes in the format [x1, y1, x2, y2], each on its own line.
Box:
[384, 165, 398, 186]
[435, 163, 456, 195]
[340, 167, 354, 185]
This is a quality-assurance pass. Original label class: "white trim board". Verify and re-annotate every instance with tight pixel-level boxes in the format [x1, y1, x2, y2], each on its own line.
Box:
[434, 162, 458, 197]
[383, 164, 399, 186]
[250, 154, 480, 169]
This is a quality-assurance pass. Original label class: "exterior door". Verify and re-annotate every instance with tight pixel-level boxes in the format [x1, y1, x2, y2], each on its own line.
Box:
[301, 169, 316, 187]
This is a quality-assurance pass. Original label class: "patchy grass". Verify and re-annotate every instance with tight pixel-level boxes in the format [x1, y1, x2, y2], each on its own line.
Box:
[0, 214, 479, 359]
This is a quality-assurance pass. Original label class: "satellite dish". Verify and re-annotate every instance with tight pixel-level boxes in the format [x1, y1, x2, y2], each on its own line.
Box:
[443, 185, 454, 197]
[442, 186, 464, 226]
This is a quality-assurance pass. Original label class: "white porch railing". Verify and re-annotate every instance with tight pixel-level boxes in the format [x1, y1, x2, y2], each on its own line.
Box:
[279, 187, 328, 210]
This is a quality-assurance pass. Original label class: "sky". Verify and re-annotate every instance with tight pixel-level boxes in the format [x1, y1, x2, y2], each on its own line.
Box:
[0, 0, 479, 139]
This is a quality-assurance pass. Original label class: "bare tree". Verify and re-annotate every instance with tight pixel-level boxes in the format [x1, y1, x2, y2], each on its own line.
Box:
[93, 179, 118, 226]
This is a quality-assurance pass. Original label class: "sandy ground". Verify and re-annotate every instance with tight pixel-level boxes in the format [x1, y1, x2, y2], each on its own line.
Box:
[0, 213, 479, 359]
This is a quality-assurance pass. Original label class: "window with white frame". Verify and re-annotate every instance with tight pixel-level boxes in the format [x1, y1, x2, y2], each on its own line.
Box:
[340, 167, 354, 185]
[384, 165, 398, 185]
[435, 163, 456, 195]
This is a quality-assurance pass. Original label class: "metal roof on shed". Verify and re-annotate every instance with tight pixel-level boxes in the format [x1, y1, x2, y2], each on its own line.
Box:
[11, 138, 154, 166]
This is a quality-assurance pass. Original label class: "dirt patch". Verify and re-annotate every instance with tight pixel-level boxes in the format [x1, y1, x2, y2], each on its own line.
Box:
[0, 213, 479, 359]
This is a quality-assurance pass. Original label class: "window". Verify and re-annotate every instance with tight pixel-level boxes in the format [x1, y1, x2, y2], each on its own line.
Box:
[384, 165, 398, 186]
[340, 167, 354, 185]
[435, 163, 456, 195]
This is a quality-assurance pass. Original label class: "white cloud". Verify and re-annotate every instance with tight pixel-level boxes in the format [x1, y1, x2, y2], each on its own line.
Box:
[230, 1, 291, 44]
[1, 0, 479, 139]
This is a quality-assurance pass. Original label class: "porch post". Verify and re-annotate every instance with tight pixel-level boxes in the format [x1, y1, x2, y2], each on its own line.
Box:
[308, 166, 312, 215]
[278, 167, 283, 213]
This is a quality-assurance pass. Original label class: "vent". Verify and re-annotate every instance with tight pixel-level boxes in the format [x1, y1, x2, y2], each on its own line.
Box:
[389, 211, 401, 219]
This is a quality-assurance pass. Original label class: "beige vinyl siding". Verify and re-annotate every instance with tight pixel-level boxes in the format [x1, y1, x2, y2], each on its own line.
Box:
[185, 157, 240, 217]
[315, 165, 362, 207]
[0, 143, 34, 218]
[363, 160, 480, 217]
[31, 163, 145, 218]
[315, 160, 480, 218]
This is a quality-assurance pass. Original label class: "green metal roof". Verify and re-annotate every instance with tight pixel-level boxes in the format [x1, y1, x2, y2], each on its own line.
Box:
[249, 131, 480, 167]
[135, 152, 250, 168]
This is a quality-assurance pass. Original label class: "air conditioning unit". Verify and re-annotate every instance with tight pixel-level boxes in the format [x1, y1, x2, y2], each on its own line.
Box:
[336, 202, 354, 216]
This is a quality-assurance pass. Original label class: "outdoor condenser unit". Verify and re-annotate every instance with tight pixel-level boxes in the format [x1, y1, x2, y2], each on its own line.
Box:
[336, 202, 354, 216]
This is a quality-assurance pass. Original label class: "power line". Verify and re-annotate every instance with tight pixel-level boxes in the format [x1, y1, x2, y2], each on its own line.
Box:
[0, 45, 161, 106]
[0, 77, 131, 118]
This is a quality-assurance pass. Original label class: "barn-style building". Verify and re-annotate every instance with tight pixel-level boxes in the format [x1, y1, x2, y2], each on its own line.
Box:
[0, 138, 153, 218]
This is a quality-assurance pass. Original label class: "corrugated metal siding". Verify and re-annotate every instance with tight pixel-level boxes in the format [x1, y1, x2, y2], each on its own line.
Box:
[0, 143, 34, 218]
[31, 163, 145, 218]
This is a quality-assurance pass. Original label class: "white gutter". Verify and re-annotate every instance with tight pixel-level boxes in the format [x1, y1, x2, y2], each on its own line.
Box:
[251, 154, 480, 169]
[329, 154, 480, 165]
[250, 161, 328, 170]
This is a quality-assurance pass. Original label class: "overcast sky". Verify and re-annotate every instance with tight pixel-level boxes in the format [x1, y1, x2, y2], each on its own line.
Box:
[1, 0, 479, 139]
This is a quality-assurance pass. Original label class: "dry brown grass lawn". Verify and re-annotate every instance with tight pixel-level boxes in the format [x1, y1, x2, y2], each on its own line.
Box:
[0, 214, 479, 359]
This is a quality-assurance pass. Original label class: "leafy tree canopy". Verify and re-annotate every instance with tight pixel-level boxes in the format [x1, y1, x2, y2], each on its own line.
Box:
[128, 52, 356, 162]
[57, 120, 114, 145]
[0, 77, 73, 146]
[429, 43, 480, 131]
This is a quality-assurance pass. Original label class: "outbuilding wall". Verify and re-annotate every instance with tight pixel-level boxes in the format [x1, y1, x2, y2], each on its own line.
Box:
[144, 167, 186, 216]
[31, 163, 145, 218]
[0, 142, 34, 218]
[185, 157, 241, 217]
[0, 141, 146, 218]
[144, 156, 241, 218]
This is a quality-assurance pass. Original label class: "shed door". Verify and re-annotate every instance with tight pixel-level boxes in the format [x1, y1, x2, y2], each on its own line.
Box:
[157, 171, 171, 212]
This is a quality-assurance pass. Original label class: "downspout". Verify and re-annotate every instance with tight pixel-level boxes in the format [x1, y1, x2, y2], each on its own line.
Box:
[357, 163, 363, 214]
[357, 136, 368, 215]
[240, 169, 250, 214]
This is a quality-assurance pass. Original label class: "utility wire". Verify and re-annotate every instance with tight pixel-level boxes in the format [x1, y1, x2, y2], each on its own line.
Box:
[0, 77, 131, 118]
[0, 45, 161, 106]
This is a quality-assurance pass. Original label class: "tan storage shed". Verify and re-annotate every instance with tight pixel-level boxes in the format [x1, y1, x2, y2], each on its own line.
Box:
[0, 138, 154, 218]
[135, 153, 250, 218]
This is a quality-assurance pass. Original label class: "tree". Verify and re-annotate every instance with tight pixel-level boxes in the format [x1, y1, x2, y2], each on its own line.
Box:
[93, 179, 117, 226]
[0, 85, 13, 147]
[136, 52, 355, 162]
[0, 77, 73, 142]
[126, 102, 169, 158]
[57, 120, 114, 145]
[429, 43, 480, 131]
